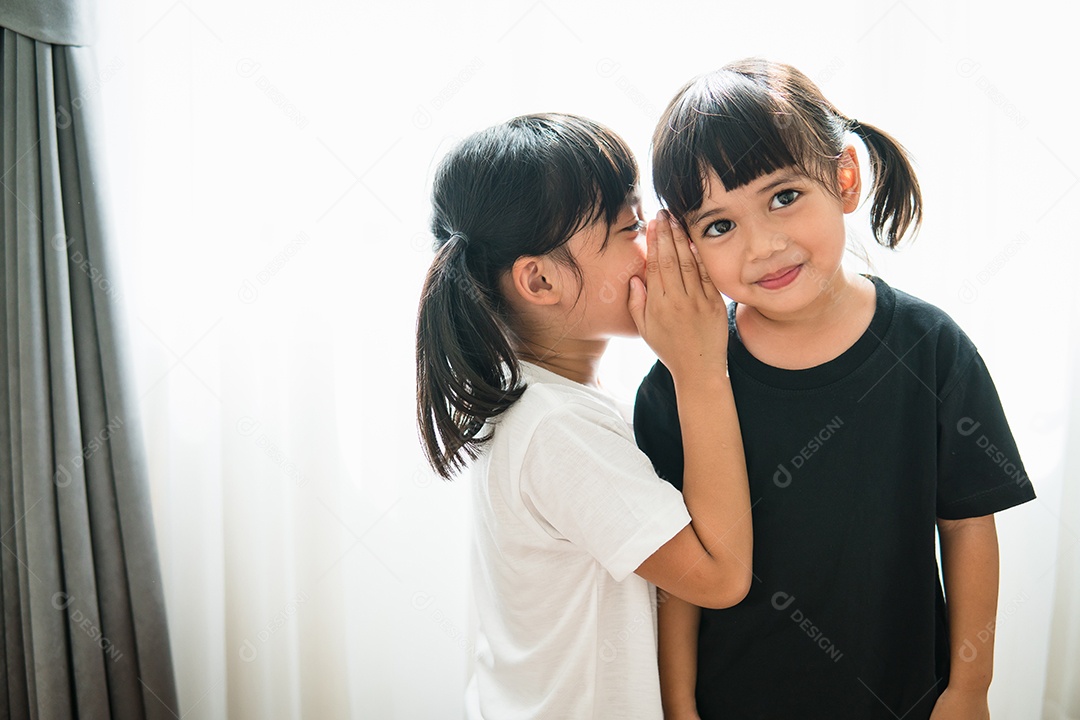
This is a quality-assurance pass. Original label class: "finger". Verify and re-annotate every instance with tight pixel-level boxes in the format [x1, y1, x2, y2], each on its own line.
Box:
[627, 275, 647, 335]
[655, 210, 685, 293]
[667, 213, 702, 296]
[644, 218, 663, 293]
[690, 242, 720, 299]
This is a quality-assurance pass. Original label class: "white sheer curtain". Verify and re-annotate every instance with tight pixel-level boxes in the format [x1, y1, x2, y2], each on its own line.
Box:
[95, 0, 1077, 717]
[1044, 316, 1080, 716]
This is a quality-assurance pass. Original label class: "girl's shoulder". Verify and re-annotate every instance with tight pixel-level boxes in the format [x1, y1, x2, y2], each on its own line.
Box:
[498, 363, 626, 434]
[883, 279, 973, 344]
[875, 277, 981, 391]
[484, 366, 638, 475]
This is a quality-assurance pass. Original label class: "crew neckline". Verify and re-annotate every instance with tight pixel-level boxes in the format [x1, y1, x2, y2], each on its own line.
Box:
[726, 274, 896, 391]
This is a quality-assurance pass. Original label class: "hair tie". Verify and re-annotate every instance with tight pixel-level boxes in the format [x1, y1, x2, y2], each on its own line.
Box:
[447, 231, 470, 248]
[846, 117, 861, 131]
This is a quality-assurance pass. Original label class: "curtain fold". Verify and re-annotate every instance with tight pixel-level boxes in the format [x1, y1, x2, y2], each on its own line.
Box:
[0, 24, 178, 720]
[0, 0, 94, 47]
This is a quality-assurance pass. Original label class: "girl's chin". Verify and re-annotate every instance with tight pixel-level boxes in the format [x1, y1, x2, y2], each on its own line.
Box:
[735, 285, 816, 316]
[608, 322, 643, 340]
[605, 326, 641, 340]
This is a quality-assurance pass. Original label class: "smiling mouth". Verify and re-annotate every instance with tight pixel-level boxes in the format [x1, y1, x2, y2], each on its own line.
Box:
[755, 264, 802, 289]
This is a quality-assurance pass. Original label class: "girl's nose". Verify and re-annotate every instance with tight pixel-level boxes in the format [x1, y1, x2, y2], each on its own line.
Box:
[746, 228, 789, 261]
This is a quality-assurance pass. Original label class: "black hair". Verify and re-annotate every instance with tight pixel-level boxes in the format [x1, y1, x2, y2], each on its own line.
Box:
[416, 113, 638, 479]
[653, 57, 922, 248]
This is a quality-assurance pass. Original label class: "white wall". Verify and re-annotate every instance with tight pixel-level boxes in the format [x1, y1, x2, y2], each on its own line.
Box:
[93, 0, 1077, 716]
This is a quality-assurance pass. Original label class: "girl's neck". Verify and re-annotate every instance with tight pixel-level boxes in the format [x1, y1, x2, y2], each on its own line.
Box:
[735, 270, 876, 370]
[516, 338, 609, 388]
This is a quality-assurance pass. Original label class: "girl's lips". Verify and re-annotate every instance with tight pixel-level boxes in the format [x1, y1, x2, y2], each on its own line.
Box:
[756, 264, 802, 290]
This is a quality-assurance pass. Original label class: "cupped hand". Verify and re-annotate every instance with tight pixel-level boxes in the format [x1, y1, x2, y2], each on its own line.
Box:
[627, 211, 728, 382]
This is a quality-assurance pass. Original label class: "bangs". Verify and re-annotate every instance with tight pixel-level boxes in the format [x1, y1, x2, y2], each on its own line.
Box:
[511, 113, 638, 248]
[653, 64, 845, 220]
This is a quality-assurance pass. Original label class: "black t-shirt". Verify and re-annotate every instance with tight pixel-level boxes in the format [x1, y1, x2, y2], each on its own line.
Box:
[634, 275, 1036, 720]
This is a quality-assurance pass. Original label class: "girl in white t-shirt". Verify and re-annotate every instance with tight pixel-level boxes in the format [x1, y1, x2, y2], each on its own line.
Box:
[415, 113, 752, 719]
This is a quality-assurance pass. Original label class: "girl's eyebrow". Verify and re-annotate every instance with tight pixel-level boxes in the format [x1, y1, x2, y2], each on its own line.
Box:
[755, 171, 802, 196]
[689, 205, 727, 228]
[688, 171, 802, 227]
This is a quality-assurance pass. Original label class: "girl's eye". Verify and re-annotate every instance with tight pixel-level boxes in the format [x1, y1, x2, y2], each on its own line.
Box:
[770, 189, 800, 209]
[625, 219, 645, 234]
[704, 219, 735, 238]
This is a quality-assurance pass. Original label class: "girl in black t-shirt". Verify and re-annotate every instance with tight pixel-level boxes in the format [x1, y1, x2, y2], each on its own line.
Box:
[636, 58, 1035, 720]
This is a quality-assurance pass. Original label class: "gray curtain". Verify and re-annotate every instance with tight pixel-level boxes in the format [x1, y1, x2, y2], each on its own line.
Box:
[0, 1, 180, 717]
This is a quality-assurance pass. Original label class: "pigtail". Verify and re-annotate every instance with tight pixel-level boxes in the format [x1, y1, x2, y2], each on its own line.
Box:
[850, 120, 923, 249]
[416, 233, 524, 480]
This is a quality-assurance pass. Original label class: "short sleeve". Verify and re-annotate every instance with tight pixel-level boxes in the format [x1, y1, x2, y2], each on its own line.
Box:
[936, 351, 1036, 519]
[519, 401, 691, 581]
[634, 362, 686, 491]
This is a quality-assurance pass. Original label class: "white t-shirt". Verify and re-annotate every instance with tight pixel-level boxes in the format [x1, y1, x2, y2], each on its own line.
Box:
[464, 361, 692, 720]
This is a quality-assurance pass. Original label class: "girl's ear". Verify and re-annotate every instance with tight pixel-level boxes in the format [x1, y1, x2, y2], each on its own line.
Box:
[837, 145, 862, 214]
[508, 255, 561, 306]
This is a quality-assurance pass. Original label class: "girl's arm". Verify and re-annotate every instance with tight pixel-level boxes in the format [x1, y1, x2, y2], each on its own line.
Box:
[658, 590, 702, 720]
[930, 514, 998, 720]
[630, 213, 753, 609]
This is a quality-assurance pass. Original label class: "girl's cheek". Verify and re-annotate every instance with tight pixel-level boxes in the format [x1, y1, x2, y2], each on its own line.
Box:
[617, 248, 646, 287]
[630, 240, 647, 274]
